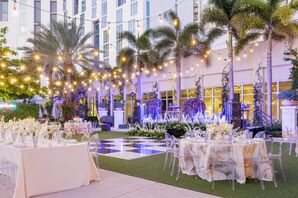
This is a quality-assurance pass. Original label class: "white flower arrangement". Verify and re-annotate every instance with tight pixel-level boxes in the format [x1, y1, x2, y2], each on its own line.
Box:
[206, 121, 234, 140]
[73, 116, 83, 123]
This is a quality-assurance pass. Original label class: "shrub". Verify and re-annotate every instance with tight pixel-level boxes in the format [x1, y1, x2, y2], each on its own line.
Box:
[0, 103, 39, 121]
[45, 100, 53, 117]
[62, 103, 76, 121]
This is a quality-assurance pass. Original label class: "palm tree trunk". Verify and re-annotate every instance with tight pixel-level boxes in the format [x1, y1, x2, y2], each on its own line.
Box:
[48, 69, 53, 101]
[176, 56, 181, 108]
[267, 30, 273, 124]
[136, 55, 142, 102]
[228, 30, 234, 101]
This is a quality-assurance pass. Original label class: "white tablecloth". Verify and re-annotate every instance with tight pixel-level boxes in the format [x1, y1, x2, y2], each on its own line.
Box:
[0, 142, 100, 198]
[179, 138, 273, 184]
[64, 122, 92, 135]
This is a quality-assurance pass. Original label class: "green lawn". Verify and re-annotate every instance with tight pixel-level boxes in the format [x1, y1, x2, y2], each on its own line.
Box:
[86, 132, 298, 198]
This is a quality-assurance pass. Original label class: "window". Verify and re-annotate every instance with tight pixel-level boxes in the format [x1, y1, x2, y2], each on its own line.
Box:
[117, 0, 126, 7]
[63, 0, 66, 10]
[103, 30, 109, 60]
[131, 0, 137, 16]
[94, 21, 100, 48]
[80, 13, 85, 35]
[34, 1, 41, 35]
[116, 9, 123, 52]
[81, 0, 86, 12]
[145, 0, 150, 29]
[128, 20, 135, 34]
[34, 1, 41, 23]
[73, 0, 79, 15]
[0, 0, 8, 21]
[101, 0, 107, 28]
[50, 1, 57, 23]
[92, 0, 97, 18]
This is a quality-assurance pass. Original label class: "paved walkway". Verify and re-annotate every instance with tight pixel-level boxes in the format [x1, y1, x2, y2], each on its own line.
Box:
[1, 169, 220, 198]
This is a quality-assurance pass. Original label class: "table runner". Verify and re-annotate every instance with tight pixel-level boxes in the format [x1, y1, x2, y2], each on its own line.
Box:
[179, 138, 273, 184]
[0, 142, 100, 198]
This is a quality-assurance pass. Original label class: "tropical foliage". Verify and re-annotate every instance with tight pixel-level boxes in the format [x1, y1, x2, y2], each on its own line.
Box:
[21, 21, 105, 103]
[200, 0, 248, 102]
[0, 27, 46, 101]
[151, 10, 211, 108]
[233, 0, 298, 120]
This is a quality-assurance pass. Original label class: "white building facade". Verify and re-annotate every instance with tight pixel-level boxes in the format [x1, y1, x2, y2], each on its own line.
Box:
[0, 0, 294, 121]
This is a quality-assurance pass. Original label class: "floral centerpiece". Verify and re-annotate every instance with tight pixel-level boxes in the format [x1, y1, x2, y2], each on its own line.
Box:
[145, 99, 162, 120]
[73, 116, 83, 123]
[206, 121, 233, 140]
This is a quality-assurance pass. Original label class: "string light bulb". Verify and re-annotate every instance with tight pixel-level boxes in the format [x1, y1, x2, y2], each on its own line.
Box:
[159, 14, 163, 24]
[173, 18, 179, 27]
[12, 0, 18, 15]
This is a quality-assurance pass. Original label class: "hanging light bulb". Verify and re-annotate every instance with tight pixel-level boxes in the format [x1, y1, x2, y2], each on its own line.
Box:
[137, 20, 141, 32]
[159, 14, 163, 24]
[67, 17, 72, 30]
[173, 18, 179, 27]
[12, 0, 18, 15]
[108, 22, 111, 33]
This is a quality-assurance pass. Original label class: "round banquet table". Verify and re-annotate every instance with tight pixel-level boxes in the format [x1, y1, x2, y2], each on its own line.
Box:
[64, 122, 92, 135]
[179, 137, 273, 184]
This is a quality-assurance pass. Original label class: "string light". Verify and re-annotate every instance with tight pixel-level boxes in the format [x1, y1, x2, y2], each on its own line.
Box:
[34, 54, 40, 60]
[1, 63, 6, 68]
[255, 42, 259, 47]
[173, 18, 179, 26]
[137, 20, 141, 32]
[243, 53, 247, 58]
[249, 48, 254, 53]
[159, 14, 163, 24]
[12, 0, 17, 15]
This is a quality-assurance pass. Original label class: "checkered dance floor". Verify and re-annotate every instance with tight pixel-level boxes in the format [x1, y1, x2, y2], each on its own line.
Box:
[96, 137, 166, 160]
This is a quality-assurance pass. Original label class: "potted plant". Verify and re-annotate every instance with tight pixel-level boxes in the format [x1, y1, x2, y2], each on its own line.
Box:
[278, 89, 298, 106]
[98, 102, 108, 111]
[278, 49, 298, 106]
[114, 101, 124, 110]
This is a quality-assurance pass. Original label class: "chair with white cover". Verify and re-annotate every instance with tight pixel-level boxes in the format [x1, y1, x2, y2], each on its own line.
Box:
[163, 132, 173, 170]
[210, 137, 235, 190]
[169, 135, 184, 181]
[89, 134, 100, 168]
[81, 133, 90, 143]
[268, 139, 286, 184]
[285, 128, 298, 156]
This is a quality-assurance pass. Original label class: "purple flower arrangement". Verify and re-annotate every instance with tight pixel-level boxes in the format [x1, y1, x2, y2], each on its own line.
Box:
[145, 99, 162, 119]
[182, 98, 206, 117]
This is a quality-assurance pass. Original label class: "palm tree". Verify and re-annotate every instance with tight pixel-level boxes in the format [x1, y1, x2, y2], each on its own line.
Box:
[233, 0, 298, 121]
[151, 10, 210, 108]
[21, 21, 105, 101]
[200, 0, 249, 103]
[116, 31, 152, 102]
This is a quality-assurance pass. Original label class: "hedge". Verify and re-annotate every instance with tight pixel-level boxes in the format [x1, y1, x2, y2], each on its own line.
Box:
[0, 103, 39, 121]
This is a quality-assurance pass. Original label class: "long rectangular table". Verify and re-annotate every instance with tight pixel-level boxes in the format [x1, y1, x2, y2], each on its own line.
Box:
[0, 142, 100, 198]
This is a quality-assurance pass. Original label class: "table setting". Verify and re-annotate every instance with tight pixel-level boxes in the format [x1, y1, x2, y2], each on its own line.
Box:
[0, 117, 100, 198]
[178, 121, 273, 184]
